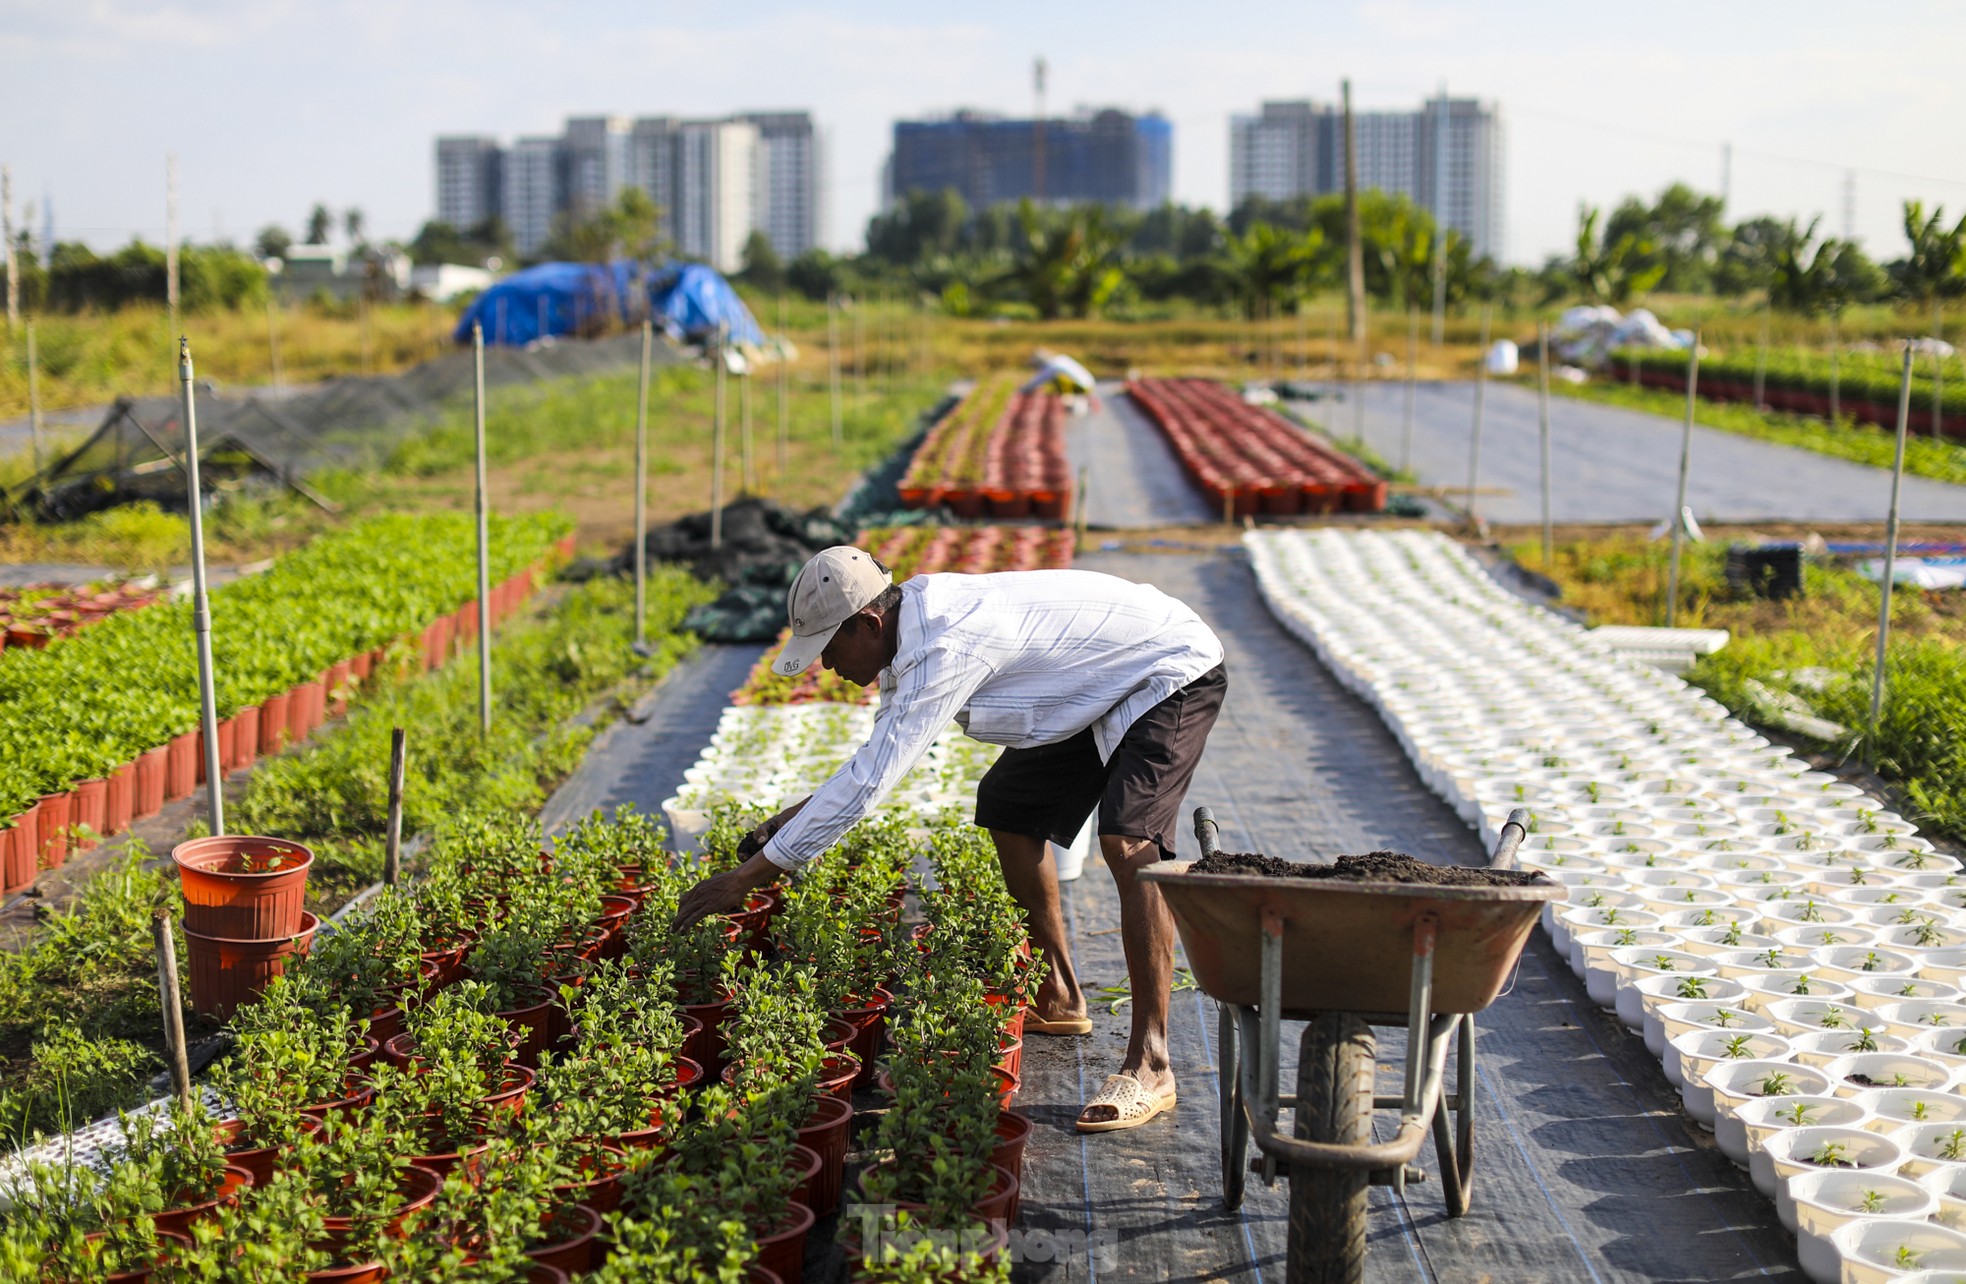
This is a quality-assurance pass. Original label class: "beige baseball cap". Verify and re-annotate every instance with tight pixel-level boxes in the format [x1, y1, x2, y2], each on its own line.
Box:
[772, 546, 894, 676]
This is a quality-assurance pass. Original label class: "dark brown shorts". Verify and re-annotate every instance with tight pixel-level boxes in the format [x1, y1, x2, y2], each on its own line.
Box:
[973, 663, 1226, 860]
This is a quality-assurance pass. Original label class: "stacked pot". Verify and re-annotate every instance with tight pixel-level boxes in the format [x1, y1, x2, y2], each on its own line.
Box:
[1246, 528, 1966, 1284]
[174, 836, 320, 1020]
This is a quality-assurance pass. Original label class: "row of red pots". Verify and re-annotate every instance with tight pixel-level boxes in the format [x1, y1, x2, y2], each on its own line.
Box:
[1629, 362, 1964, 440]
[0, 584, 159, 651]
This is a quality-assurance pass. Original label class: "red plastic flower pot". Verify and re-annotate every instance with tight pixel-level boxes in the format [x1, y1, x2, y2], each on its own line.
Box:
[105, 762, 136, 835]
[421, 616, 454, 672]
[752, 1202, 815, 1284]
[522, 1204, 604, 1274]
[230, 707, 260, 771]
[492, 986, 557, 1069]
[36, 791, 71, 870]
[183, 910, 320, 1020]
[821, 1016, 857, 1054]
[215, 1115, 324, 1186]
[299, 1075, 375, 1121]
[83, 1229, 193, 1284]
[861, 1160, 1019, 1234]
[134, 746, 169, 820]
[681, 992, 733, 1076]
[289, 678, 325, 744]
[0, 823, 30, 895]
[832, 988, 893, 1088]
[815, 1052, 860, 1102]
[166, 730, 199, 802]
[174, 835, 314, 939]
[258, 692, 292, 755]
[305, 1263, 386, 1284]
[550, 1145, 628, 1214]
[324, 660, 352, 719]
[151, 1164, 254, 1235]
[323, 1163, 442, 1240]
[201, 718, 235, 786]
[72, 777, 107, 851]
[794, 1093, 853, 1215]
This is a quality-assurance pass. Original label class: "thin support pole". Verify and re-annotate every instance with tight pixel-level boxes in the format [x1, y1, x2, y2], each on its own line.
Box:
[711, 322, 727, 551]
[1401, 306, 1418, 475]
[384, 727, 407, 886]
[153, 911, 193, 1110]
[1753, 307, 1769, 410]
[633, 320, 652, 652]
[1871, 346, 1915, 728]
[26, 322, 42, 473]
[854, 301, 866, 408]
[776, 295, 789, 474]
[1074, 465, 1090, 547]
[1538, 321, 1554, 570]
[266, 293, 282, 390]
[1665, 334, 1702, 627]
[1465, 305, 1490, 524]
[1829, 310, 1842, 424]
[179, 339, 224, 836]
[1934, 302, 1946, 440]
[471, 324, 491, 738]
[827, 296, 843, 448]
[739, 363, 754, 495]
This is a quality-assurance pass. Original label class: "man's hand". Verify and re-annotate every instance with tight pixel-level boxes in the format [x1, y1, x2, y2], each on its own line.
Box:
[735, 797, 810, 861]
[672, 852, 782, 933]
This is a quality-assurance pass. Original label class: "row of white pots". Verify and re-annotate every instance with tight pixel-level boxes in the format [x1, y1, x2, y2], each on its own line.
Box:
[1242, 529, 1966, 1284]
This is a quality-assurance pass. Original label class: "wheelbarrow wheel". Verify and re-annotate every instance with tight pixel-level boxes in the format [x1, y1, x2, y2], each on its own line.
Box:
[1288, 1012, 1374, 1284]
[1218, 1002, 1247, 1210]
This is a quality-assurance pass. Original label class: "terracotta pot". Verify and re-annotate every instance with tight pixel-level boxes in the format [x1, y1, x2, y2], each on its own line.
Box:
[681, 991, 734, 1077]
[230, 707, 260, 771]
[202, 717, 236, 785]
[72, 777, 107, 851]
[859, 1160, 1019, 1233]
[832, 988, 894, 1088]
[299, 1075, 375, 1121]
[550, 1145, 628, 1214]
[36, 791, 72, 870]
[420, 936, 475, 987]
[258, 692, 292, 755]
[151, 1164, 254, 1235]
[325, 660, 353, 719]
[173, 835, 314, 939]
[166, 730, 199, 802]
[492, 986, 557, 1069]
[990, 1110, 1033, 1185]
[1, 820, 32, 895]
[184, 910, 320, 1020]
[753, 1202, 816, 1284]
[134, 746, 169, 820]
[81, 1229, 193, 1283]
[289, 678, 325, 744]
[795, 1094, 854, 1215]
[323, 1163, 442, 1240]
[421, 616, 455, 672]
[306, 1263, 386, 1284]
[816, 1051, 860, 1102]
[105, 761, 135, 835]
[522, 1204, 603, 1274]
[216, 1115, 324, 1186]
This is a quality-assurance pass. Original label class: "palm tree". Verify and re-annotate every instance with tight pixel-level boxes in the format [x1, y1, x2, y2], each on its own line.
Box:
[1222, 222, 1325, 320]
[1568, 204, 1665, 306]
[997, 202, 1124, 320]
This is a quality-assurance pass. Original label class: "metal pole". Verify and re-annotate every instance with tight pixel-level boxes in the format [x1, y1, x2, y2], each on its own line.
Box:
[827, 294, 843, 448]
[739, 359, 754, 495]
[633, 320, 652, 652]
[1430, 88, 1448, 347]
[1753, 306, 1769, 410]
[711, 322, 727, 550]
[384, 728, 406, 886]
[1828, 309, 1841, 424]
[1934, 301, 1946, 440]
[1665, 334, 1702, 627]
[1401, 307, 1417, 474]
[266, 293, 282, 390]
[26, 322, 42, 473]
[1465, 304, 1489, 524]
[1870, 346, 1915, 728]
[1537, 321, 1554, 570]
[776, 294, 789, 474]
[1, 165, 15, 332]
[179, 339, 224, 836]
[1341, 78, 1364, 348]
[471, 323, 491, 738]
[853, 300, 866, 407]
[152, 911, 193, 1110]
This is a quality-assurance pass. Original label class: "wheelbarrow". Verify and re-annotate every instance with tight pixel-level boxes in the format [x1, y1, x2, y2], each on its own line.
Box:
[1137, 807, 1560, 1284]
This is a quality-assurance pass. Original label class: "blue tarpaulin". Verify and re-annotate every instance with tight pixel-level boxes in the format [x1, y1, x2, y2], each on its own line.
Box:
[646, 263, 764, 346]
[454, 260, 763, 348]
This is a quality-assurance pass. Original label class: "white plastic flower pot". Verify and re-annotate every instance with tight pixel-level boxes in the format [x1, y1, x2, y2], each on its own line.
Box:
[1910, 1026, 1966, 1069]
[1651, 1000, 1772, 1061]
[1611, 948, 1715, 1030]
[1852, 1087, 1966, 1134]
[1762, 998, 1873, 1039]
[1634, 974, 1749, 1042]
[1670, 927, 1782, 960]
[1675, 1030, 1793, 1117]
[1732, 1094, 1868, 1182]
[1814, 946, 1924, 989]
[1578, 928, 1680, 998]
[1736, 972, 1854, 1013]
[1871, 1001, 1966, 1041]
[1790, 1030, 1911, 1069]
[1918, 1166, 1966, 1233]
[1829, 1217, 1966, 1284]
[1788, 1168, 1938, 1284]
[1889, 1121, 1966, 1180]
[1822, 1053, 1956, 1100]
[1763, 1126, 1906, 1232]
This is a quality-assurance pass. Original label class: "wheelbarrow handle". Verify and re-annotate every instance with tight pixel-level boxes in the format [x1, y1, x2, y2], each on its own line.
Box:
[1193, 806, 1222, 860]
[1491, 807, 1530, 871]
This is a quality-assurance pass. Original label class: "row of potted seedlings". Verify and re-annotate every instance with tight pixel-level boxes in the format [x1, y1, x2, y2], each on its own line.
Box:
[731, 524, 1075, 708]
[1, 579, 163, 653]
[1243, 528, 1966, 1284]
[1127, 377, 1388, 516]
[0, 514, 574, 899]
[15, 796, 1037, 1281]
[897, 375, 1073, 520]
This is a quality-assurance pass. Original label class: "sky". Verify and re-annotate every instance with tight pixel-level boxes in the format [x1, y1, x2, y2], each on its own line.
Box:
[6, 0, 1966, 268]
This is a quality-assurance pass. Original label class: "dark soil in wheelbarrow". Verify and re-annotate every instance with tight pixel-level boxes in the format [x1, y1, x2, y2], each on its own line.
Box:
[1191, 850, 1548, 887]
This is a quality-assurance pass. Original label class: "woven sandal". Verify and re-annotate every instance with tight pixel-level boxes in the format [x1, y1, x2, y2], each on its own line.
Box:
[1076, 1073, 1178, 1133]
[1024, 1012, 1094, 1036]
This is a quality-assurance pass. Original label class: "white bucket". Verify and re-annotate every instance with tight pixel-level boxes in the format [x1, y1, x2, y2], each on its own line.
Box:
[1054, 816, 1094, 883]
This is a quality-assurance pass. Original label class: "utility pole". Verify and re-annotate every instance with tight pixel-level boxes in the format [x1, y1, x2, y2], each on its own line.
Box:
[166, 155, 180, 334]
[1430, 87, 1448, 347]
[1033, 58, 1048, 204]
[2, 165, 15, 332]
[827, 293, 843, 447]
[1465, 304, 1490, 525]
[26, 322, 43, 474]
[1720, 142, 1732, 211]
[1538, 320, 1554, 570]
[1341, 79, 1365, 351]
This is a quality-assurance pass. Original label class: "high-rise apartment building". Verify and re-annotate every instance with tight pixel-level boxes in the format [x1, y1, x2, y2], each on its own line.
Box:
[434, 136, 503, 232]
[886, 109, 1172, 211]
[432, 109, 822, 265]
[1227, 95, 1505, 260]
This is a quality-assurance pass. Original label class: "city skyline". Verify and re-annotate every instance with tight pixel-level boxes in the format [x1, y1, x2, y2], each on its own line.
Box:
[7, 1, 1965, 268]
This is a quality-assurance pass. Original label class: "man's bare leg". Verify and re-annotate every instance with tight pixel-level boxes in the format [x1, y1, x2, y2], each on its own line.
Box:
[1081, 833, 1176, 1120]
[990, 829, 1087, 1025]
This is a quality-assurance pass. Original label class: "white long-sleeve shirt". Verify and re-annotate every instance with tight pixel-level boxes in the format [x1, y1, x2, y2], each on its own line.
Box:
[762, 569, 1224, 871]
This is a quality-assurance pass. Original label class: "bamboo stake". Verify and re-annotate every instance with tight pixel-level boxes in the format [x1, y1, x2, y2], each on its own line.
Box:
[1537, 321, 1553, 570]
[739, 359, 755, 495]
[827, 295, 843, 448]
[1401, 307, 1417, 475]
[153, 911, 193, 1109]
[711, 322, 727, 550]
[384, 728, 407, 885]
[1465, 305, 1489, 525]
[633, 321, 652, 653]
[26, 322, 42, 474]
[265, 294, 283, 390]
[1870, 345, 1915, 728]
[1753, 306, 1769, 410]
[1665, 335, 1701, 627]
[471, 324, 491, 738]
[179, 339, 224, 836]
[775, 295, 789, 475]
[1829, 310, 1842, 424]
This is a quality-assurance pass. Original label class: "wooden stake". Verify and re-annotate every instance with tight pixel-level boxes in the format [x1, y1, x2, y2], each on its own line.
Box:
[384, 727, 407, 885]
[153, 911, 193, 1109]
[1465, 304, 1490, 525]
[1537, 321, 1554, 570]
[1665, 334, 1701, 627]
[1871, 345, 1915, 728]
